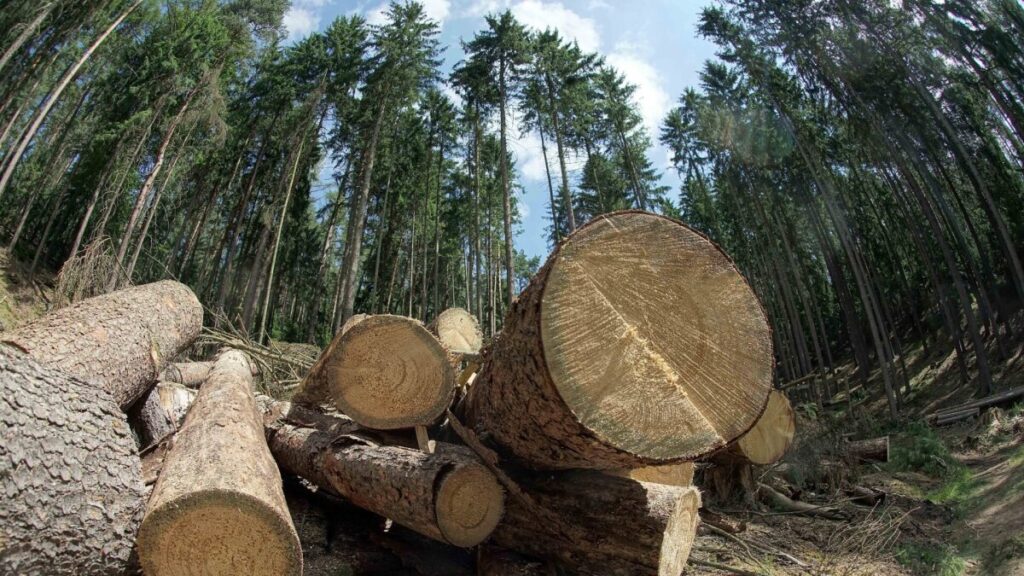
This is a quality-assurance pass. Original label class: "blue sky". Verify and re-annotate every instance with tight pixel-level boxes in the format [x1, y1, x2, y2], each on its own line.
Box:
[283, 0, 720, 258]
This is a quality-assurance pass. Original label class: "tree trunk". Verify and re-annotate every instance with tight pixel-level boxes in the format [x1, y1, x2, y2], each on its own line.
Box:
[0, 0, 141, 201]
[537, 119, 561, 242]
[464, 211, 773, 469]
[545, 75, 576, 231]
[259, 398, 504, 547]
[498, 62, 515, 309]
[0, 5, 53, 76]
[138, 350, 302, 576]
[0, 345, 145, 575]
[159, 361, 214, 387]
[2, 280, 203, 409]
[294, 314, 455, 429]
[492, 471, 700, 576]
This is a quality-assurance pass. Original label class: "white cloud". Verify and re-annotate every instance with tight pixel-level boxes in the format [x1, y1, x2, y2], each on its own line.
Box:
[606, 47, 671, 138]
[511, 0, 600, 52]
[283, 6, 320, 40]
[367, 0, 451, 27]
[460, 0, 601, 53]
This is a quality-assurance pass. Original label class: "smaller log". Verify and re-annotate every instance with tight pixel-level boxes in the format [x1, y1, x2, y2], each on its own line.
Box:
[699, 510, 746, 534]
[934, 408, 980, 426]
[493, 472, 701, 576]
[930, 385, 1024, 422]
[430, 307, 484, 356]
[732, 390, 795, 465]
[129, 381, 196, 447]
[2, 280, 203, 408]
[844, 485, 886, 507]
[138, 350, 302, 576]
[607, 462, 695, 487]
[844, 436, 889, 464]
[295, 314, 456, 429]
[158, 361, 214, 387]
[261, 399, 504, 547]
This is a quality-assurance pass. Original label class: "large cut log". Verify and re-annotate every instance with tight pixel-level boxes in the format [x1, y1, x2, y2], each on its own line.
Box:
[158, 361, 213, 387]
[465, 211, 773, 469]
[2, 280, 203, 408]
[137, 350, 302, 576]
[129, 381, 196, 447]
[430, 307, 484, 356]
[0, 345, 145, 575]
[260, 398, 504, 547]
[295, 314, 456, 429]
[493, 470, 701, 576]
[843, 436, 889, 464]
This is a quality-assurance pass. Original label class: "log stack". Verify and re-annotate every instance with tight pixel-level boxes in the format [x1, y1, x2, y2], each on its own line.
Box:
[0, 211, 777, 576]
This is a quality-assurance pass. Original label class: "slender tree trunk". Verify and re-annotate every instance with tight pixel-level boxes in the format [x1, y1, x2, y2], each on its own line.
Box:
[0, 0, 141, 201]
[537, 120, 560, 243]
[498, 63, 515, 310]
[545, 75, 575, 231]
[0, 4, 52, 75]
[432, 139, 444, 318]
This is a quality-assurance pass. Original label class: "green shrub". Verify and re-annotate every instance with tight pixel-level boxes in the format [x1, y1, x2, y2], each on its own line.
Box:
[896, 542, 966, 576]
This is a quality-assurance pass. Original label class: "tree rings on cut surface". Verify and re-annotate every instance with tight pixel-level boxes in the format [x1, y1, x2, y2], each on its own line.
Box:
[431, 307, 484, 355]
[467, 211, 773, 469]
[435, 460, 505, 547]
[735, 390, 795, 465]
[327, 315, 455, 429]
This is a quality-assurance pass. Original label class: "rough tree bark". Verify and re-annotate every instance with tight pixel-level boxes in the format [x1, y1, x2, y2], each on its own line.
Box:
[128, 381, 196, 447]
[259, 398, 504, 547]
[2, 280, 203, 409]
[492, 471, 701, 576]
[137, 350, 302, 576]
[0, 346, 145, 575]
[464, 211, 773, 469]
[294, 314, 455, 430]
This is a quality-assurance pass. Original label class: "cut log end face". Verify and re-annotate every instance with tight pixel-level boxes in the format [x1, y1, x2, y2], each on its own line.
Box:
[541, 212, 773, 461]
[137, 491, 302, 576]
[433, 308, 484, 355]
[435, 462, 505, 547]
[736, 390, 795, 465]
[658, 486, 701, 576]
[330, 315, 455, 429]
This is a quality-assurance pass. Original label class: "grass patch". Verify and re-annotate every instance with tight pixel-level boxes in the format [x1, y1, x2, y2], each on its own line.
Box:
[888, 422, 981, 514]
[982, 534, 1024, 575]
[896, 542, 967, 576]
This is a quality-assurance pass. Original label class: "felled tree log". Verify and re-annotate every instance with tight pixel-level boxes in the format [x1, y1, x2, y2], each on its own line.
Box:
[2, 280, 202, 408]
[430, 307, 484, 356]
[158, 361, 213, 387]
[465, 211, 773, 469]
[137, 350, 302, 576]
[493, 471, 701, 576]
[295, 314, 456, 429]
[706, 390, 795, 502]
[758, 484, 846, 520]
[129, 381, 196, 447]
[844, 436, 889, 464]
[0, 345, 145, 575]
[260, 398, 504, 547]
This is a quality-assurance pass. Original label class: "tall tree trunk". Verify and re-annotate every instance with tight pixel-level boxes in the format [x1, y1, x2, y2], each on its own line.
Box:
[537, 119, 561, 243]
[545, 75, 576, 231]
[0, 4, 53, 76]
[0, 0, 140, 201]
[499, 62, 515, 310]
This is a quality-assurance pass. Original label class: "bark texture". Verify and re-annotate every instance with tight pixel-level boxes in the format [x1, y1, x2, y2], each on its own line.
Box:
[295, 314, 456, 430]
[260, 398, 504, 547]
[0, 345, 145, 575]
[3, 280, 203, 408]
[138, 350, 301, 576]
[465, 211, 773, 469]
[478, 547, 548, 576]
[493, 471, 700, 576]
[128, 381, 196, 447]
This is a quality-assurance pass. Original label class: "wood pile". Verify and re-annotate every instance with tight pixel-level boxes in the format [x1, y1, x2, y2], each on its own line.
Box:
[0, 211, 779, 576]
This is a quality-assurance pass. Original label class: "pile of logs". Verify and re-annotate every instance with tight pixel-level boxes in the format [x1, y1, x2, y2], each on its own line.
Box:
[0, 211, 792, 576]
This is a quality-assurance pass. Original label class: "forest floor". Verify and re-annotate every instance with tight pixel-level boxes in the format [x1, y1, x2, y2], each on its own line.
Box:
[691, 326, 1024, 576]
[2, 252, 1023, 576]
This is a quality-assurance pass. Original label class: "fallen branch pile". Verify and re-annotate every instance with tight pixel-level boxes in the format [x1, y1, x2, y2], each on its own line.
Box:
[0, 211, 781, 575]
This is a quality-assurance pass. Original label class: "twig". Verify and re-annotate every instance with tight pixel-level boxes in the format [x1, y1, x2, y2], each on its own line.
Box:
[687, 557, 764, 576]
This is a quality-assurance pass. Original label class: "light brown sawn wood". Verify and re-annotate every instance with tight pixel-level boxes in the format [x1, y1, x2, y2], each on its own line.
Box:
[158, 360, 214, 387]
[0, 345, 146, 575]
[2, 280, 203, 409]
[430, 307, 484, 355]
[129, 380, 196, 447]
[607, 462, 695, 487]
[730, 390, 795, 465]
[465, 211, 773, 469]
[260, 398, 504, 547]
[138, 350, 301, 576]
[296, 314, 456, 429]
[493, 470, 701, 576]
